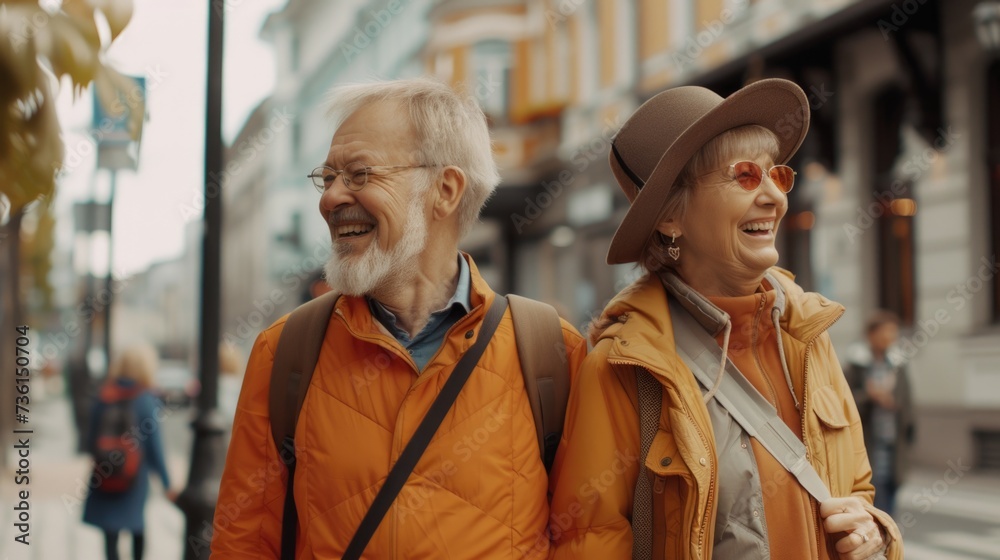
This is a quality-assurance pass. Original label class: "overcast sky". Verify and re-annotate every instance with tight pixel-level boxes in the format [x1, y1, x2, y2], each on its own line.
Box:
[55, 0, 287, 276]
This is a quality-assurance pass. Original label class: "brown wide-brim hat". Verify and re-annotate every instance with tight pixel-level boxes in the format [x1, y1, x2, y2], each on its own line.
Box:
[606, 78, 810, 265]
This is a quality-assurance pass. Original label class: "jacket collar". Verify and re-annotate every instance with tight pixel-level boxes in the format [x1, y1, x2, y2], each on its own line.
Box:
[596, 267, 844, 369]
[659, 270, 787, 338]
[334, 252, 495, 336]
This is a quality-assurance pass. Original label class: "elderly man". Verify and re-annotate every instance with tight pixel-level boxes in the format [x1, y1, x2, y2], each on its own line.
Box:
[211, 78, 586, 559]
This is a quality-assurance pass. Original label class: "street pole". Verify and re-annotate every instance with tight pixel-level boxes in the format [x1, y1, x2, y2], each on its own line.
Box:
[72, 199, 100, 453]
[103, 170, 116, 368]
[177, 1, 226, 558]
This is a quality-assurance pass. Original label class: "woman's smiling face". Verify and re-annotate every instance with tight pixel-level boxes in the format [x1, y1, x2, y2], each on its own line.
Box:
[656, 126, 789, 295]
[683, 155, 787, 268]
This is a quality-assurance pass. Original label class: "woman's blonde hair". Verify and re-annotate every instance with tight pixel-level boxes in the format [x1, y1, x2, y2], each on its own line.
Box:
[639, 124, 781, 275]
[108, 343, 158, 387]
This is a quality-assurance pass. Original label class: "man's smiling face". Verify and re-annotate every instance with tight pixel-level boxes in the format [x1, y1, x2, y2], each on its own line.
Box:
[319, 101, 431, 296]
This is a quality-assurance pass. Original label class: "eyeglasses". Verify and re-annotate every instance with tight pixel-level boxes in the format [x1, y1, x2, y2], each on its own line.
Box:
[307, 162, 435, 193]
[706, 161, 796, 193]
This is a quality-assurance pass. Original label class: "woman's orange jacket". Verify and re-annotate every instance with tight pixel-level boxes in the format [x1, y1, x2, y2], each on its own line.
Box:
[548, 269, 903, 559]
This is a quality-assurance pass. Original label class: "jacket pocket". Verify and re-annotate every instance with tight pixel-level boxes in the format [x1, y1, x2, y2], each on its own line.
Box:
[810, 384, 853, 495]
[645, 428, 679, 477]
[644, 424, 698, 558]
[645, 414, 696, 481]
[811, 384, 851, 429]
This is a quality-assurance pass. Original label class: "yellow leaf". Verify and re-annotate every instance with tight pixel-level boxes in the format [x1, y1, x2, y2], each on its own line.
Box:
[90, 0, 133, 42]
[61, 0, 101, 52]
[42, 15, 98, 89]
[0, 66, 60, 212]
[0, 8, 42, 101]
[0, 0, 136, 213]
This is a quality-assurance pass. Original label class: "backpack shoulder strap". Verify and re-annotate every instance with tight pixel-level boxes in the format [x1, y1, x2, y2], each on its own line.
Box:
[268, 290, 339, 560]
[507, 294, 569, 471]
[268, 290, 341, 454]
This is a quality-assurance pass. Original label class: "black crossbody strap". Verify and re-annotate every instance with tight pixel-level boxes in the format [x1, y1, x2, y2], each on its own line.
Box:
[342, 295, 509, 560]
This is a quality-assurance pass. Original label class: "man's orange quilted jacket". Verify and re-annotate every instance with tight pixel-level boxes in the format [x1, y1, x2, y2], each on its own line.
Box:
[211, 257, 586, 559]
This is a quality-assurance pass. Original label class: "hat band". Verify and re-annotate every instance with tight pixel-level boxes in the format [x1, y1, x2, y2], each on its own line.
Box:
[611, 142, 646, 190]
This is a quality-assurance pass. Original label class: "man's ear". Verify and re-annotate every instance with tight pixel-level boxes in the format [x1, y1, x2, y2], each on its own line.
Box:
[432, 166, 467, 220]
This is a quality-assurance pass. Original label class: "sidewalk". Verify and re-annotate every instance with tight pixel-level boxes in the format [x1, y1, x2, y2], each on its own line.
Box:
[5, 393, 998, 559]
[899, 464, 1000, 526]
[897, 464, 1000, 559]
[0, 393, 188, 560]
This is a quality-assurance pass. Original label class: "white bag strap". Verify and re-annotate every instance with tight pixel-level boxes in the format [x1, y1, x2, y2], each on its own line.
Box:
[668, 298, 832, 503]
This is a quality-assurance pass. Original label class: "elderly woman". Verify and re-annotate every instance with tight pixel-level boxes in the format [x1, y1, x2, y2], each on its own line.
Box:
[548, 79, 902, 559]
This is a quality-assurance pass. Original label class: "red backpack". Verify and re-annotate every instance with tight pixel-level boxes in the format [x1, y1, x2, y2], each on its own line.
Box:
[91, 387, 143, 492]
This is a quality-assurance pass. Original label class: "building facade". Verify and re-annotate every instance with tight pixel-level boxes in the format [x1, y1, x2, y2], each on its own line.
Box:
[231, 0, 999, 471]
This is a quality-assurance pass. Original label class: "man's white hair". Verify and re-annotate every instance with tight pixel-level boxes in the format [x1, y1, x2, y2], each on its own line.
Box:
[324, 77, 501, 237]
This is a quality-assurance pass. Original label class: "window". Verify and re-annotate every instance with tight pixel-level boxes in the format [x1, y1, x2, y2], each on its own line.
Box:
[470, 40, 511, 119]
[872, 86, 916, 326]
[989, 61, 1000, 322]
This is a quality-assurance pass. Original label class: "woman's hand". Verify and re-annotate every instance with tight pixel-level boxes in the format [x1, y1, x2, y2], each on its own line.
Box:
[820, 497, 886, 559]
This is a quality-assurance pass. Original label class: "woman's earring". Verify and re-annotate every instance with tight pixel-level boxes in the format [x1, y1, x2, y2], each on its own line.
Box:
[668, 235, 680, 261]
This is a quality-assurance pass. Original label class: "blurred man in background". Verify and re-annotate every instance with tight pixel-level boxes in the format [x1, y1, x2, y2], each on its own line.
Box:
[845, 310, 915, 516]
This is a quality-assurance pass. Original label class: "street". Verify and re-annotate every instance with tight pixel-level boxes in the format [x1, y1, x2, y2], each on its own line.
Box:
[1, 392, 998, 559]
[0, 389, 190, 560]
[896, 467, 1000, 559]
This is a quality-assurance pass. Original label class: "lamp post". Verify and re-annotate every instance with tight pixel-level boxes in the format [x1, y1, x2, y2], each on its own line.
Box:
[176, 1, 226, 558]
[974, 2, 1000, 52]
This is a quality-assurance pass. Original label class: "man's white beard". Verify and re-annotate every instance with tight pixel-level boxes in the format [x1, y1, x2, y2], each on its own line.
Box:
[323, 198, 428, 297]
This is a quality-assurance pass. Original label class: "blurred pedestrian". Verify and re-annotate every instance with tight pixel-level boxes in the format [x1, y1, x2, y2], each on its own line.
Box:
[548, 79, 902, 559]
[217, 341, 243, 426]
[844, 310, 915, 516]
[212, 78, 586, 559]
[83, 343, 176, 560]
[68, 352, 93, 453]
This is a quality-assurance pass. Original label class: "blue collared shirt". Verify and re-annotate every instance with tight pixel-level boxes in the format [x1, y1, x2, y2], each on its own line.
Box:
[368, 254, 471, 371]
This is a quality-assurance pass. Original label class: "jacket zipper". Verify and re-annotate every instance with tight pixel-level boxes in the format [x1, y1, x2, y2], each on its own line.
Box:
[334, 310, 417, 370]
[336, 303, 490, 559]
[608, 358, 716, 559]
[410, 305, 486, 387]
[330, 312, 415, 560]
[798, 307, 845, 558]
[751, 293, 780, 406]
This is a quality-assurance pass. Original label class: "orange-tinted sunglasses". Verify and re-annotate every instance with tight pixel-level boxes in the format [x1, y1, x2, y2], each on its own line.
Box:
[726, 161, 796, 193]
